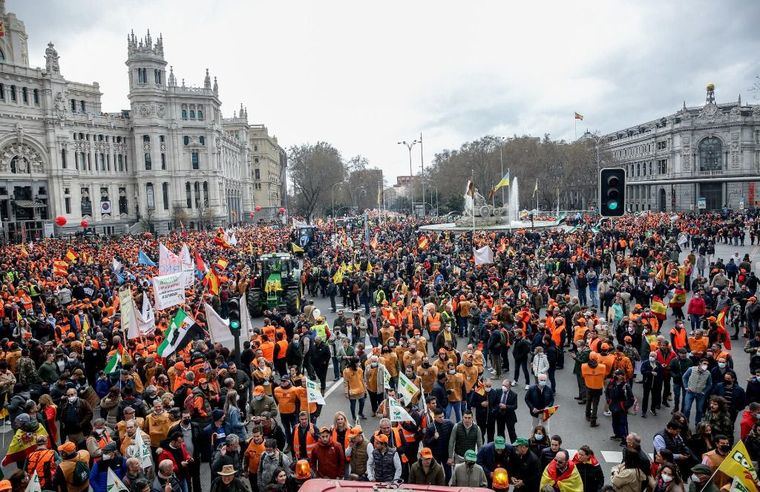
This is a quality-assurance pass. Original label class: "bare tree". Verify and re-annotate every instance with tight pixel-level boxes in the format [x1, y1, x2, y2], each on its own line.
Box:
[289, 142, 345, 222]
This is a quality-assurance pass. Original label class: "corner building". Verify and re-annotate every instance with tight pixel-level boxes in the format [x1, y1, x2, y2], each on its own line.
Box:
[602, 84, 760, 212]
[0, 1, 284, 240]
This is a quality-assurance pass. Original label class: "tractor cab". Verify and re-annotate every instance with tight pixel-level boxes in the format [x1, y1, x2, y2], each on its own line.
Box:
[248, 252, 302, 317]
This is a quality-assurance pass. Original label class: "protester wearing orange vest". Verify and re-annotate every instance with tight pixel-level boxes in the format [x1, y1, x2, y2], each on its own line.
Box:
[581, 354, 606, 428]
[244, 427, 266, 492]
[292, 412, 318, 460]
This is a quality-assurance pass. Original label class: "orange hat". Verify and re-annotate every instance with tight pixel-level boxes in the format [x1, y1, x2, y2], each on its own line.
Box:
[420, 447, 433, 459]
[601, 343, 610, 350]
[375, 433, 389, 444]
[624, 336, 632, 343]
[0, 480, 10, 492]
[58, 441, 77, 455]
[198, 378, 207, 384]
[175, 361, 186, 371]
[349, 426, 363, 437]
[253, 386, 265, 396]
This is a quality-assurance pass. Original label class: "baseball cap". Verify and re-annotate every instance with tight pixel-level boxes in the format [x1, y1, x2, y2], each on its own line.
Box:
[494, 436, 506, 450]
[464, 449, 477, 461]
[420, 447, 433, 459]
[253, 386, 265, 396]
[512, 438, 529, 447]
[375, 433, 389, 444]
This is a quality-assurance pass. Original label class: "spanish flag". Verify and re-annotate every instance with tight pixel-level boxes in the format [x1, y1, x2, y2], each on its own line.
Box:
[204, 269, 220, 295]
[541, 405, 560, 421]
[2, 425, 49, 466]
[53, 260, 68, 277]
[574, 112, 584, 121]
[215, 258, 229, 270]
[650, 297, 667, 322]
[417, 235, 429, 251]
[716, 441, 758, 491]
[66, 250, 77, 262]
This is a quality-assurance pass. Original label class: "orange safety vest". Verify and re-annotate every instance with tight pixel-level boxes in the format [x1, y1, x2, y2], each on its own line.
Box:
[670, 328, 687, 350]
[374, 429, 408, 463]
[293, 424, 318, 459]
[331, 427, 352, 450]
[260, 341, 275, 363]
[275, 340, 288, 360]
[427, 313, 441, 332]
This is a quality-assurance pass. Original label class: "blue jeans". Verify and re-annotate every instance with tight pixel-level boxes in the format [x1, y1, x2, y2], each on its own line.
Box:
[349, 397, 366, 421]
[689, 314, 701, 333]
[673, 383, 684, 411]
[683, 390, 706, 425]
[332, 356, 341, 379]
[446, 401, 463, 422]
[589, 288, 598, 308]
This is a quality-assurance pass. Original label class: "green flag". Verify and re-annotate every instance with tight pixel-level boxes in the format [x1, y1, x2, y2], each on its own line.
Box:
[157, 309, 194, 358]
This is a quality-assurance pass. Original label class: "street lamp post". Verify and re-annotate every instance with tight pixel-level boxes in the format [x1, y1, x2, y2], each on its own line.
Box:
[419, 132, 425, 216]
[398, 139, 419, 216]
[498, 136, 506, 206]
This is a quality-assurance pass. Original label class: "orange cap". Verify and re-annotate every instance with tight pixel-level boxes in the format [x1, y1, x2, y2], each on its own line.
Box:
[420, 447, 433, 458]
[253, 386, 265, 396]
[58, 441, 76, 455]
[375, 433, 389, 444]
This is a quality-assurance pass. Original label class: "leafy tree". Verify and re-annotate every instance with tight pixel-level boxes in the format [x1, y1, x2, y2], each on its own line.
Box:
[288, 142, 345, 222]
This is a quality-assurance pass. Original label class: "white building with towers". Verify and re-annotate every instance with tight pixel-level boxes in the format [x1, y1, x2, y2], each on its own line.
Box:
[0, 0, 285, 241]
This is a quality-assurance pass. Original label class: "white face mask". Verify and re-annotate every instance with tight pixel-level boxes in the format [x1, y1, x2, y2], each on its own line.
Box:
[690, 474, 701, 483]
[700, 364, 708, 371]
[661, 473, 673, 483]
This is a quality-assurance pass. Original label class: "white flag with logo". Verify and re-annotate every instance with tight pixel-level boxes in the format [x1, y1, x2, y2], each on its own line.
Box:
[159, 243, 182, 276]
[383, 365, 392, 391]
[204, 302, 235, 351]
[24, 470, 41, 492]
[179, 244, 195, 287]
[398, 372, 420, 406]
[120, 288, 140, 340]
[132, 429, 153, 470]
[389, 396, 415, 423]
[306, 377, 325, 405]
[135, 294, 156, 336]
[107, 468, 129, 492]
[152, 272, 186, 310]
[473, 245, 494, 265]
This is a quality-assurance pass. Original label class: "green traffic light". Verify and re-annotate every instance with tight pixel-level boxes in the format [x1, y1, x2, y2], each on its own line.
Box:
[230, 320, 240, 329]
[608, 201, 619, 210]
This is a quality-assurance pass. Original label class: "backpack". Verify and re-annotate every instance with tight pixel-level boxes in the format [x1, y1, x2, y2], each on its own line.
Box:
[624, 384, 635, 410]
[70, 460, 90, 487]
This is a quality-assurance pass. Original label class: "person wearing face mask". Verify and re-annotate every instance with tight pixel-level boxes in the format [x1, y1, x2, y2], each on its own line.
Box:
[417, 358, 438, 395]
[525, 374, 555, 430]
[59, 387, 93, 446]
[647, 462, 684, 492]
[444, 362, 465, 422]
[449, 449, 487, 487]
[700, 434, 732, 489]
[641, 351, 664, 418]
[168, 410, 202, 492]
[250, 384, 278, 420]
[364, 355, 384, 418]
[687, 463, 718, 492]
[487, 378, 517, 443]
[682, 359, 713, 426]
[713, 371, 746, 423]
[88, 441, 127, 492]
[85, 418, 115, 462]
[257, 437, 292, 490]
[457, 355, 479, 408]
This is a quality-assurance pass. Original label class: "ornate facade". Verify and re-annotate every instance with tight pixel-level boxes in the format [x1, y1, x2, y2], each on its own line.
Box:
[602, 84, 760, 212]
[0, 1, 285, 241]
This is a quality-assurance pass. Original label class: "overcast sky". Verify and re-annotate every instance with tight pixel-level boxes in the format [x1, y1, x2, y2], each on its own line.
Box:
[12, 0, 760, 182]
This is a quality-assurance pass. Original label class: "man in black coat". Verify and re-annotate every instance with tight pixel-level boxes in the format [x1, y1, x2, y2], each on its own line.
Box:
[512, 331, 531, 388]
[170, 410, 204, 492]
[489, 378, 518, 442]
[309, 337, 332, 393]
[524, 375, 554, 429]
[422, 408, 455, 484]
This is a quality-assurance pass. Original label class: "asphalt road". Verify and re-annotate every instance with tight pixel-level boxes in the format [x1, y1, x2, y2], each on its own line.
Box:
[1, 238, 757, 488]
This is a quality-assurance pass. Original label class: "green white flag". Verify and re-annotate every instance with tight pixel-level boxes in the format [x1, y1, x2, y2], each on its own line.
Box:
[397, 372, 420, 406]
[107, 468, 129, 492]
[388, 396, 414, 423]
[103, 348, 122, 375]
[131, 429, 153, 470]
[157, 309, 194, 358]
[24, 470, 41, 492]
[383, 366, 392, 391]
[305, 377, 325, 405]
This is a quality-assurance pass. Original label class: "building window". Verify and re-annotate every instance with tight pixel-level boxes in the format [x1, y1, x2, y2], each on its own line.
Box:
[181, 104, 188, 120]
[0, 84, 4, 101]
[144, 152, 151, 170]
[9, 86, 15, 102]
[657, 141, 667, 150]
[199, 136, 205, 145]
[161, 153, 166, 170]
[100, 153, 106, 171]
[80, 100, 86, 112]
[183, 136, 190, 145]
[657, 159, 668, 174]
[143, 135, 150, 143]
[21, 87, 28, 104]
[191, 151, 199, 169]
[194, 182, 200, 208]
[61, 149, 67, 169]
[189, 108, 195, 119]
[197, 107, 204, 120]
[185, 182, 192, 208]
[699, 137, 723, 171]
[137, 68, 147, 84]
[64, 197, 71, 214]
[254, 168, 260, 180]
[124, 155, 128, 172]
[70, 99, 76, 111]
[154, 69, 161, 85]
[118, 154, 123, 171]
[162, 182, 169, 210]
[203, 181, 208, 206]
[146, 183, 155, 210]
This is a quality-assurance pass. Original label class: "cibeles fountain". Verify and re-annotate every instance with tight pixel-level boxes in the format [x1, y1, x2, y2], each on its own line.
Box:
[419, 176, 558, 233]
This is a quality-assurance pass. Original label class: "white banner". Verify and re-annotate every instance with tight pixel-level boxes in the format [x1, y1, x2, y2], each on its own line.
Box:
[474, 245, 494, 266]
[239, 291, 253, 342]
[383, 365, 392, 390]
[397, 372, 420, 406]
[159, 243, 182, 276]
[306, 377, 325, 405]
[119, 288, 140, 340]
[179, 244, 195, 288]
[204, 302, 235, 351]
[131, 430, 153, 470]
[152, 272, 186, 310]
[135, 294, 156, 337]
[389, 396, 415, 423]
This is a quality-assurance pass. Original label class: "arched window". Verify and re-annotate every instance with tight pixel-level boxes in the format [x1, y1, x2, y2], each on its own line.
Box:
[146, 183, 155, 210]
[143, 135, 150, 143]
[203, 181, 209, 206]
[197, 106, 204, 120]
[699, 137, 722, 171]
[194, 182, 200, 208]
[181, 104, 188, 120]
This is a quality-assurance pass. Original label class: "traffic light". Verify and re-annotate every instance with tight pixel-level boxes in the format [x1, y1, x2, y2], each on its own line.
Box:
[599, 168, 625, 216]
[228, 297, 241, 331]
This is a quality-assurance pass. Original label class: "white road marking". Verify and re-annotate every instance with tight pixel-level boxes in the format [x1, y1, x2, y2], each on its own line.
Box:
[324, 378, 344, 398]
[601, 450, 623, 463]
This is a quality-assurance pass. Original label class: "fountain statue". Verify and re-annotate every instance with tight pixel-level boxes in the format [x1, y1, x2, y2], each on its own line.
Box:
[457, 178, 516, 227]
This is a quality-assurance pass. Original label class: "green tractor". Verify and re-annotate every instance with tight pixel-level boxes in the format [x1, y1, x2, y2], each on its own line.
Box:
[247, 252, 302, 317]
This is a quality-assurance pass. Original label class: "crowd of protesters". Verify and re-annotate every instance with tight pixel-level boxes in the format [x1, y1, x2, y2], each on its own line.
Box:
[0, 211, 758, 491]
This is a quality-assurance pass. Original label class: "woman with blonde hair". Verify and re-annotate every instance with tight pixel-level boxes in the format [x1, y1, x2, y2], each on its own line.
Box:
[224, 389, 248, 441]
[37, 393, 58, 445]
[331, 411, 352, 450]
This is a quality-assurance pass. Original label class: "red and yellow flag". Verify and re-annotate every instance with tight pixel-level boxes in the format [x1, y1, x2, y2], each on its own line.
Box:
[204, 269, 220, 295]
[53, 260, 68, 277]
[542, 405, 560, 421]
[65, 250, 77, 262]
[2, 425, 48, 466]
[417, 235, 429, 251]
[215, 258, 229, 270]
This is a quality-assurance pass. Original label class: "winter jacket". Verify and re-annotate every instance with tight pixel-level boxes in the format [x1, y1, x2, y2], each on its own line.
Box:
[309, 440, 345, 479]
[449, 462, 487, 487]
[408, 459, 445, 485]
[531, 353, 550, 376]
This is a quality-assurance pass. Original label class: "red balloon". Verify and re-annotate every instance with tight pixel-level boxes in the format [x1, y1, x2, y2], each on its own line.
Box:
[80, 220, 89, 228]
[254, 205, 262, 212]
[278, 207, 286, 214]
[55, 216, 67, 226]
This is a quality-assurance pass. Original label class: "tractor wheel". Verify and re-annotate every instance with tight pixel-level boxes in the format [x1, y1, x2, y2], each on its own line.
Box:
[248, 289, 263, 318]
[285, 288, 300, 315]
